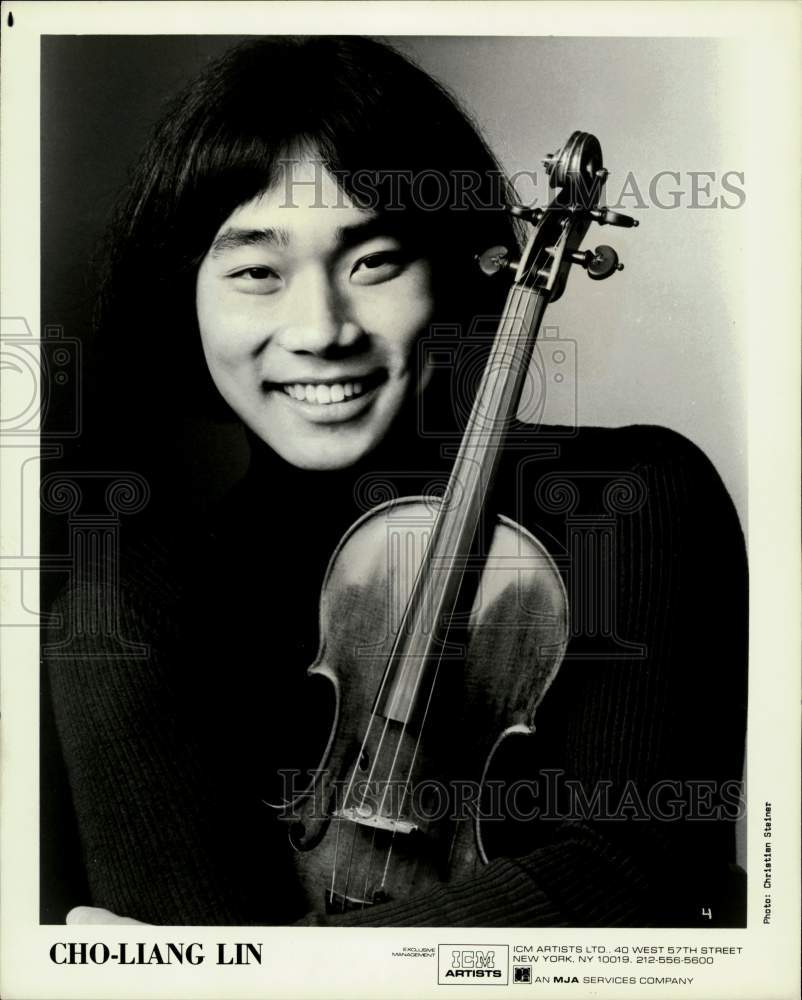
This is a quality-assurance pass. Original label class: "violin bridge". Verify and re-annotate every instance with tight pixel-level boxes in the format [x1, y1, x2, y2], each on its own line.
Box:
[333, 806, 418, 836]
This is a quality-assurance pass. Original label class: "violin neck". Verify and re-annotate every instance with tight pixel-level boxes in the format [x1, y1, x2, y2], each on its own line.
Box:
[376, 283, 549, 723]
[446, 283, 549, 543]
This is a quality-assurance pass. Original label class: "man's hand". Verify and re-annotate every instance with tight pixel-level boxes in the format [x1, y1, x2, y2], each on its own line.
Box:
[66, 906, 148, 925]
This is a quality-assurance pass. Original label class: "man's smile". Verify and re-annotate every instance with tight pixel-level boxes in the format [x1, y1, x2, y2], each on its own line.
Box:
[265, 369, 386, 404]
[264, 370, 390, 424]
[283, 380, 365, 404]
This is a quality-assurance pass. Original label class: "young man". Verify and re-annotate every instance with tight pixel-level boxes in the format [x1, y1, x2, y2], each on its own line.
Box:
[44, 36, 747, 927]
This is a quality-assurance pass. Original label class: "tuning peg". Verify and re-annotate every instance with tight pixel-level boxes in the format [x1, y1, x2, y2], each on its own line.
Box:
[476, 245, 519, 276]
[508, 205, 545, 225]
[588, 206, 639, 228]
[568, 245, 623, 280]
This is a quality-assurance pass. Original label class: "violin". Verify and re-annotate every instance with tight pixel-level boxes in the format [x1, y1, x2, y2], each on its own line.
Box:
[268, 132, 638, 917]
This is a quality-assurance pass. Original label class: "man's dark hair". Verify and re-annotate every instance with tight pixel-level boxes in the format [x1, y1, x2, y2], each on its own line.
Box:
[92, 36, 519, 470]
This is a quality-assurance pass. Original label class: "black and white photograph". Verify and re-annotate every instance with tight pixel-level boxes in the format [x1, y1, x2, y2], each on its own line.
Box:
[1, 2, 799, 998]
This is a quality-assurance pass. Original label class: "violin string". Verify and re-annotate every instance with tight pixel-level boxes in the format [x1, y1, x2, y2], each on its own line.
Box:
[355, 715, 407, 907]
[359, 830, 380, 909]
[328, 812, 343, 906]
[332, 495, 444, 824]
[345, 679, 433, 908]
[334, 713, 391, 908]
[372, 294, 536, 820]
[337, 807, 363, 912]
[357, 726, 403, 907]
[385, 248, 555, 855]
[329, 233, 548, 910]
[378, 651, 446, 889]
[400, 282, 541, 677]
[355, 586, 451, 899]
[334, 499, 444, 828]
[334, 586, 444, 908]
[366, 277, 542, 890]
[328, 504, 444, 906]
[329, 384, 501, 908]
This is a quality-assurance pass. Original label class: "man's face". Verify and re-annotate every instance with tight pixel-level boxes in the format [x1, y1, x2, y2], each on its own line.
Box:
[196, 159, 435, 470]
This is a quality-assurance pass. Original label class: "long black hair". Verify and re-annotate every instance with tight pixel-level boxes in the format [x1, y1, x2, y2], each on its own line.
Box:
[92, 36, 519, 481]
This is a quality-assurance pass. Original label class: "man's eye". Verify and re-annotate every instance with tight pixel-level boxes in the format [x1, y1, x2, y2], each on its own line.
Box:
[229, 266, 282, 293]
[351, 251, 406, 286]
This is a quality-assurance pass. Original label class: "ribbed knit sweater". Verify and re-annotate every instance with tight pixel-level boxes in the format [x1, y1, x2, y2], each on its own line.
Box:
[44, 423, 748, 927]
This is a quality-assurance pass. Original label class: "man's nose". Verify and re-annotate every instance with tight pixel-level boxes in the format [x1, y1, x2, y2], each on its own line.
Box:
[279, 269, 362, 355]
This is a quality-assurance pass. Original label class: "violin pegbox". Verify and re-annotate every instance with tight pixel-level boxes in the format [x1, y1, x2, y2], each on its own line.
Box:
[477, 130, 639, 303]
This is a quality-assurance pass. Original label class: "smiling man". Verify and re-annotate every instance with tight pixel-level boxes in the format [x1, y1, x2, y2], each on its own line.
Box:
[196, 159, 435, 470]
[43, 36, 747, 930]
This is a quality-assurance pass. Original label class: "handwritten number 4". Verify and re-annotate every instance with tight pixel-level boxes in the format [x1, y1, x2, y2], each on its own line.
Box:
[701, 907, 712, 920]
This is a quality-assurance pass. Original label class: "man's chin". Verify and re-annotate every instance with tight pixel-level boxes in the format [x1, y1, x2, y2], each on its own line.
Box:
[266, 432, 378, 472]
[245, 395, 402, 471]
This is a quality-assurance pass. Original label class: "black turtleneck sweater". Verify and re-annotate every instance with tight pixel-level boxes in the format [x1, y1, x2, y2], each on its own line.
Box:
[44, 420, 747, 927]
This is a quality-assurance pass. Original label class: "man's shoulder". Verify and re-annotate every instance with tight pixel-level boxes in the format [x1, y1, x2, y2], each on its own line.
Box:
[496, 422, 736, 533]
[505, 421, 712, 472]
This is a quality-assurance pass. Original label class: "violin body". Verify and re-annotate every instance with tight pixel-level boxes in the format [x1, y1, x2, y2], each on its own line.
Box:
[277, 497, 568, 915]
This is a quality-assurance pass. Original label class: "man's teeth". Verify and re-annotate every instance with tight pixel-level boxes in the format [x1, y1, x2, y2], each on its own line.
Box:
[283, 381, 364, 404]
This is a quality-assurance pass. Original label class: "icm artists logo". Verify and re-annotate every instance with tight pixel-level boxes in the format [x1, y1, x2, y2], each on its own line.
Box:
[438, 945, 509, 985]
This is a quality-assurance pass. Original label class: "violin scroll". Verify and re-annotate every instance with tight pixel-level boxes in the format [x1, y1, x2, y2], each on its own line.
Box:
[478, 130, 638, 300]
[542, 130, 604, 194]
